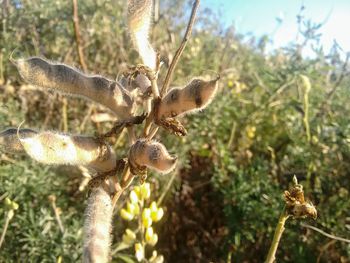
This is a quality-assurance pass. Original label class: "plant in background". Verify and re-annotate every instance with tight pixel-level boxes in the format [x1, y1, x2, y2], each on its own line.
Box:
[0, 0, 217, 261]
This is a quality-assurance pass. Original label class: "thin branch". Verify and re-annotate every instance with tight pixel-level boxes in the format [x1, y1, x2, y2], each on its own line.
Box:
[160, 0, 200, 97]
[265, 208, 290, 263]
[301, 223, 350, 244]
[72, 0, 88, 72]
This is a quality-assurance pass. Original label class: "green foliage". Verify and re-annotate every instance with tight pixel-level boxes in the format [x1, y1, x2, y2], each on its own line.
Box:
[1, 0, 349, 262]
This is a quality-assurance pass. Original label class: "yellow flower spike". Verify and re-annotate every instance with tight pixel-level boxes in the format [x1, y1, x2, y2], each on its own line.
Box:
[122, 228, 136, 245]
[135, 243, 144, 262]
[120, 208, 134, 221]
[129, 190, 139, 204]
[145, 227, 154, 243]
[127, 201, 140, 216]
[140, 183, 151, 200]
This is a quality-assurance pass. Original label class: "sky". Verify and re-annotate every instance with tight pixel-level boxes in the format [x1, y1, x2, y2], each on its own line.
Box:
[201, 0, 350, 55]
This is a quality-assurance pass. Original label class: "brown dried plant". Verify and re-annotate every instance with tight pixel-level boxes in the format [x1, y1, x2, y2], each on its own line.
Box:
[0, 0, 221, 262]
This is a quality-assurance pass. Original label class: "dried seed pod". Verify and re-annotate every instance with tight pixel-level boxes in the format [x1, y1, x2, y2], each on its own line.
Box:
[129, 139, 177, 174]
[18, 131, 116, 173]
[120, 72, 151, 93]
[83, 186, 112, 263]
[12, 57, 133, 119]
[127, 0, 156, 70]
[0, 128, 37, 153]
[157, 77, 219, 119]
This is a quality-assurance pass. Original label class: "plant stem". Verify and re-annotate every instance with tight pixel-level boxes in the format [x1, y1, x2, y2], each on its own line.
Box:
[0, 211, 12, 249]
[265, 208, 290, 263]
[160, 0, 200, 97]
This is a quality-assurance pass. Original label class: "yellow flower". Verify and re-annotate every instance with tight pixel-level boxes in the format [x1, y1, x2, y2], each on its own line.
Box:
[145, 227, 154, 241]
[122, 229, 136, 245]
[150, 201, 164, 222]
[127, 201, 140, 216]
[148, 233, 158, 246]
[145, 227, 158, 246]
[135, 243, 144, 262]
[246, 126, 256, 139]
[140, 183, 151, 200]
[133, 186, 141, 199]
[120, 208, 134, 221]
[227, 80, 234, 88]
[129, 190, 139, 204]
[142, 208, 152, 227]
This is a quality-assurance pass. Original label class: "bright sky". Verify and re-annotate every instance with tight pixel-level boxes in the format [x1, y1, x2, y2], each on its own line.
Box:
[201, 0, 350, 54]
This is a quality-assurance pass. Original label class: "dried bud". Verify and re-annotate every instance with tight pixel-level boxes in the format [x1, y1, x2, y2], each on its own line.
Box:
[12, 57, 133, 118]
[157, 77, 219, 119]
[127, 0, 156, 70]
[284, 178, 317, 219]
[18, 131, 116, 173]
[128, 139, 177, 174]
[121, 73, 151, 93]
[0, 128, 37, 153]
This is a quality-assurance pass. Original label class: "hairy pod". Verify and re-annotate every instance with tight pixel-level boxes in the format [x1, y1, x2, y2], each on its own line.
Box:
[0, 128, 37, 153]
[127, 0, 156, 70]
[157, 77, 219, 119]
[12, 57, 133, 119]
[129, 139, 177, 174]
[18, 131, 116, 173]
[83, 186, 112, 263]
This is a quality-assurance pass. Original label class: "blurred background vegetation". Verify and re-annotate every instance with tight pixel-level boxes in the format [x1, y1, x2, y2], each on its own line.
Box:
[0, 0, 349, 262]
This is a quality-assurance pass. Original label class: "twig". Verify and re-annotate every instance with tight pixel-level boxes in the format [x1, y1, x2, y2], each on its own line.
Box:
[48, 195, 65, 234]
[160, 0, 200, 97]
[72, 0, 88, 72]
[301, 223, 350, 243]
[157, 169, 177, 206]
[0, 211, 12, 249]
[265, 208, 290, 263]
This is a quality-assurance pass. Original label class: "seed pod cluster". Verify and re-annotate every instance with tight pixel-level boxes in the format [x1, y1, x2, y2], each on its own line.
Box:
[18, 130, 116, 173]
[12, 57, 133, 119]
[127, 0, 156, 70]
[83, 186, 112, 263]
[128, 139, 177, 174]
[157, 77, 219, 119]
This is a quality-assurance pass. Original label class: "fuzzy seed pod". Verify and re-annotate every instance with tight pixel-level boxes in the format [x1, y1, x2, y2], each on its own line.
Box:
[157, 77, 219, 119]
[83, 186, 112, 263]
[12, 57, 133, 119]
[127, 0, 156, 70]
[129, 139, 177, 174]
[18, 131, 116, 173]
[0, 128, 37, 153]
